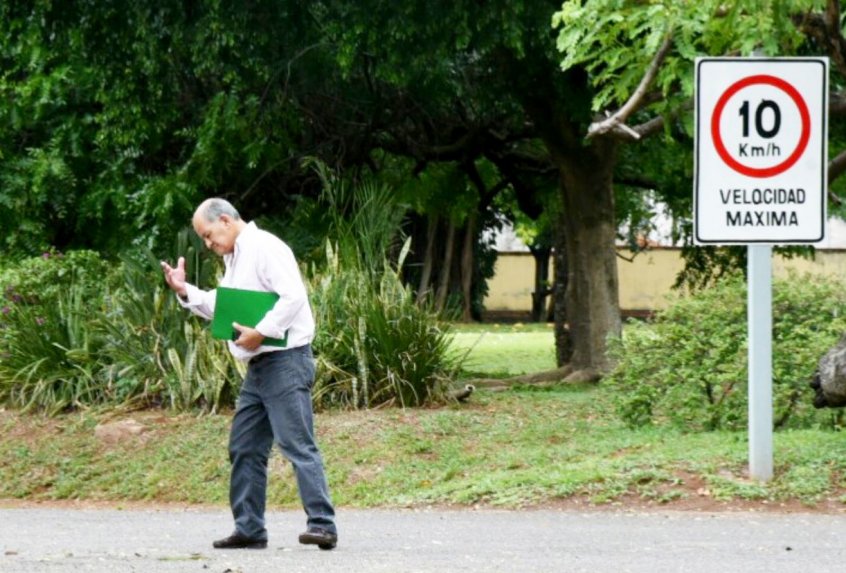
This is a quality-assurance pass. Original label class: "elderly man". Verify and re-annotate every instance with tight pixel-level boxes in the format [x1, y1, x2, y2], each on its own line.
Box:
[161, 198, 337, 550]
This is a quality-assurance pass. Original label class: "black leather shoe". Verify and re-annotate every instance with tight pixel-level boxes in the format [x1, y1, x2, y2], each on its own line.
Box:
[212, 532, 268, 549]
[298, 527, 338, 550]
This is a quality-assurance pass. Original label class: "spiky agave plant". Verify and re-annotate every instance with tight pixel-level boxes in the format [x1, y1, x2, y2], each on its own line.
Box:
[0, 280, 104, 413]
[308, 169, 461, 409]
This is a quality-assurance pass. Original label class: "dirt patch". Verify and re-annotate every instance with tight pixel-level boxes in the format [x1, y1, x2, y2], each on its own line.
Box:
[525, 468, 846, 515]
[0, 498, 226, 511]
[535, 494, 846, 515]
[0, 408, 65, 446]
[3, 490, 844, 515]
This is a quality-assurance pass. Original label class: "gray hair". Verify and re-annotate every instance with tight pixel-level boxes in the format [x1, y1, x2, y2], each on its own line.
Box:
[198, 198, 241, 222]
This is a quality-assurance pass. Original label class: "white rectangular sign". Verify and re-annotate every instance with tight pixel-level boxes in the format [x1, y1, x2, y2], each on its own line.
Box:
[694, 58, 828, 244]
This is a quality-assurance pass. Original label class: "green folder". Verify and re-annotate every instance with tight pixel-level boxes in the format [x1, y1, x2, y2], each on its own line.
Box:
[210, 286, 288, 347]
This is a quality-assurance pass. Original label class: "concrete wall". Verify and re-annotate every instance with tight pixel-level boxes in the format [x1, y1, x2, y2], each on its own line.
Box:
[484, 248, 846, 313]
[484, 253, 539, 311]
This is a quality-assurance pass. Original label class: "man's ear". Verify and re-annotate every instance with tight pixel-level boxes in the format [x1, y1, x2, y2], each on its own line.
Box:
[219, 214, 232, 227]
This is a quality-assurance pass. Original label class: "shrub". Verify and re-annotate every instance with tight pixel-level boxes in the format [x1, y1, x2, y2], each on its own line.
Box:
[0, 281, 106, 413]
[97, 253, 242, 412]
[606, 272, 846, 431]
[308, 168, 459, 408]
[0, 249, 112, 309]
[310, 241, 458, 409]
[0, 251, 115, 412]
[0, 184, 457, 413]
[0, 238, 241, 414]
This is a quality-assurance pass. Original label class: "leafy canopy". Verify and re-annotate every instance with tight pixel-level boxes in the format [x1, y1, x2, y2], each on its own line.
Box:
[552, 0, 819, 114]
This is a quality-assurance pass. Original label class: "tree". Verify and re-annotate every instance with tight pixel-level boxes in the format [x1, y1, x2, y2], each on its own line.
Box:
[552, 0, 846, 287]
[0, 1, 374, 255]
[3, 1, 720, 380]
[1, 2, 512, 322]
[314, 1, 652, 377]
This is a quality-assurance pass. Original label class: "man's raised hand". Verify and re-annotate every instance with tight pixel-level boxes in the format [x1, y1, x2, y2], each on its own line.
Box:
[160, 257, 187, 297]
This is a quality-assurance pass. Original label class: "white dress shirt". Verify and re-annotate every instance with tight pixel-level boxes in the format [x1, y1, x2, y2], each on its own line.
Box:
[179, 221, 315, 361]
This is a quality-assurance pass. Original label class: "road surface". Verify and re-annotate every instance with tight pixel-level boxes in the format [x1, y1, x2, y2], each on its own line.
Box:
[1, 506, 844, 572]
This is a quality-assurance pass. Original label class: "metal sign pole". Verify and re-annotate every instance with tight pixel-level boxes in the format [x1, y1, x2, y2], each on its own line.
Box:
[747, 244, 773, 481]
[695, 57, 827, 483]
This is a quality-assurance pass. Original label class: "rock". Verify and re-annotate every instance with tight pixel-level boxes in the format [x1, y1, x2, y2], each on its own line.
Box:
[94, 419, 147, 445]
[810, 334, 846, 408]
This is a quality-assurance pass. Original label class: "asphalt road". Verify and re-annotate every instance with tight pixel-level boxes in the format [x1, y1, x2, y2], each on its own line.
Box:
[1, 506, 844, 572]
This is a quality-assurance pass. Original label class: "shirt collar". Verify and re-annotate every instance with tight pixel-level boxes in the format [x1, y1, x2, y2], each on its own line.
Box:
[226, 221, 257, 264]
[236, 221, 258, 246]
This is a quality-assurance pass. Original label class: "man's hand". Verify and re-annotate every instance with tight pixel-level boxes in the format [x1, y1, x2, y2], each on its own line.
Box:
[160, 257, 187, 297]
[232, 322, 265, 351]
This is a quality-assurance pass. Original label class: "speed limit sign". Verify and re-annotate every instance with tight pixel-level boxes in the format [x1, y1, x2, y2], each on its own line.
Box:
[694, 58, 828, 244]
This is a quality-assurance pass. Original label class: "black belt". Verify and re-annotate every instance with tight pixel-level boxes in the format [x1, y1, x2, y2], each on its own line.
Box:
[248, 345, 308, 366]
[248, 351, 276, 366]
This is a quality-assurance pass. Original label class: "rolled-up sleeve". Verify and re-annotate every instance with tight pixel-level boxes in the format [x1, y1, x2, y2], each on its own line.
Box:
[178, 283, 217, 321]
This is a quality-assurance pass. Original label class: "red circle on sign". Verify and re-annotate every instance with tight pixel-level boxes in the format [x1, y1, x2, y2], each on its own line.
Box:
[711, 74, 811, 178]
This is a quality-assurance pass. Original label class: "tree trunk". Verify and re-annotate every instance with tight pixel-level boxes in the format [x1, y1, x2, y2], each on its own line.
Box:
[558, 140, 621, 375]
[417, 214, 439, 303]
[499, 48, 621, 376]
[460, 213, 476, 321]
[551, 206, 572, 367]
[529, 244, 551, 322]
[435, 220, 456, 312]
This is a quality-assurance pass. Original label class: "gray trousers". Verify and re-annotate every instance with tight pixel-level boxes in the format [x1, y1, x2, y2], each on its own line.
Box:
[228, 345, 336, 539]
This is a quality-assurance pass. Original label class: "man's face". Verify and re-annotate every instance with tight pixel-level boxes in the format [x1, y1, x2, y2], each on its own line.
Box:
[193, 214, 237, 256]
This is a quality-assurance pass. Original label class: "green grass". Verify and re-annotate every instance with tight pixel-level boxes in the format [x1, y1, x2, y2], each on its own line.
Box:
[451, 322, 557, 377]
[1, 324, 845, 510]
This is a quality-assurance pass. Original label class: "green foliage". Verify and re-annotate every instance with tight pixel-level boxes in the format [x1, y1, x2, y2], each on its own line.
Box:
[0, 282, 105, 414]
[607, 273, 846, 430]
[309, 173, 459, 408]
[317, 1, 539, 91]
[0, 244, 239, 414]
[311, 245, 457, 408]
[0, 250, 111, 307]
[553, 0, 819, 113]
[0, 1, 321, 255]
[97, 254, 242, 412]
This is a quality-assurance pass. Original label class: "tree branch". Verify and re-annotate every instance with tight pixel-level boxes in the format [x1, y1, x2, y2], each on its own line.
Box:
[829, 149, 846, 188]
[615, 176, 660, 190]
[621, 89, 844, 143]
[586, 31, 674, 140]
[616, 250, 640, 263]
[831, 91, 846, 115]
[463, 160, 489, 198]
[631, 114, 667, 139]
[825, 0, 846, 77]
[794, 1, 846, 79]
[375, 127, 490, 163]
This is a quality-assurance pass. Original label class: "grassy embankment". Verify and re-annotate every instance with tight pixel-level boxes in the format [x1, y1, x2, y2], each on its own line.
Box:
[2, 323, 845, 510]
